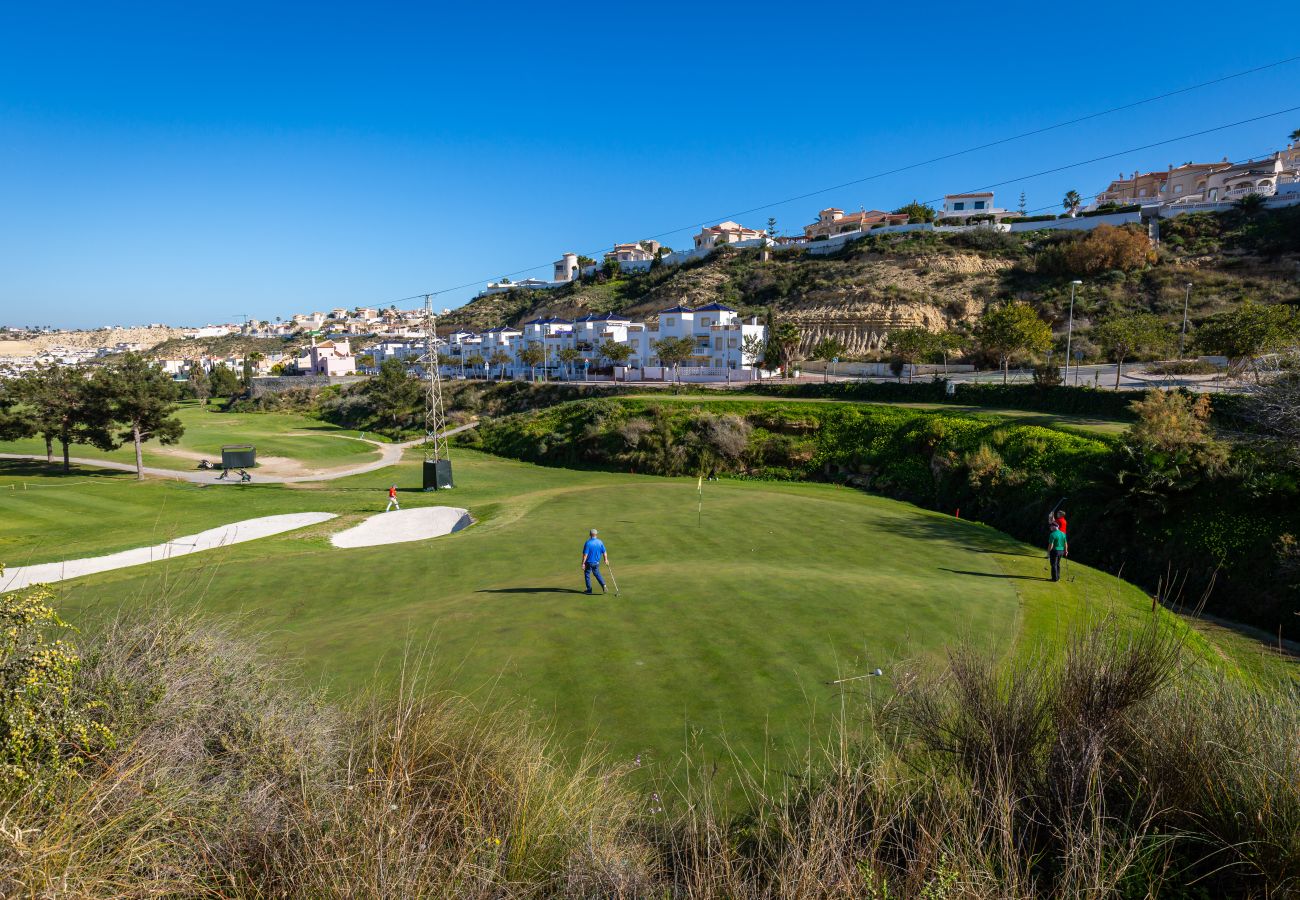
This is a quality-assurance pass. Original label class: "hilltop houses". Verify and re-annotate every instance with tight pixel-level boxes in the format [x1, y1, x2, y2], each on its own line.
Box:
[1099, 144, 1300, 207]
[803, 208, 908, 239]
[693, 221, 765, 249]
[605, 240, 662, 263]
[939, 192, 1009, 222]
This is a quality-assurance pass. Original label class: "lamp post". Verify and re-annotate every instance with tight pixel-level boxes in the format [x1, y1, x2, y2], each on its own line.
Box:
[1179, 282, 1192, 358]
[1064, 280, 1082, 385]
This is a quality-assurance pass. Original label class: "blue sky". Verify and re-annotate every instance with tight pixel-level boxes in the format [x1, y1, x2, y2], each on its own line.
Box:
[1, 2, 1297, 329]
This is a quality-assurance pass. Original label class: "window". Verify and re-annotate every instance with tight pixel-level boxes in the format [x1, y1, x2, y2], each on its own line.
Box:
[1173, 185, 1182, 194]
[728, 337, 738, 348]
[665, 318, 674, 327]
[714, 337, 723, 349]
[974, 200, 986, 210]
[953, 201, 965, 211]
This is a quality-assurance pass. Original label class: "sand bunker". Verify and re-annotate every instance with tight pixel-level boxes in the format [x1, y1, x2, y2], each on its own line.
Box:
[330, 507, 472, 549]
[1, 513, 337, 593]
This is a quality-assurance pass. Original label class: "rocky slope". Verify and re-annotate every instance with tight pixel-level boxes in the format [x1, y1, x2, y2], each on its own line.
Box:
[0, 326, 188, 357]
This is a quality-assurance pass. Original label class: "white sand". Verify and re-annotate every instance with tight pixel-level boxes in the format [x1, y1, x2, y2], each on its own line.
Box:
[1, 513, 337, 593]
[330, 507, 471, 549]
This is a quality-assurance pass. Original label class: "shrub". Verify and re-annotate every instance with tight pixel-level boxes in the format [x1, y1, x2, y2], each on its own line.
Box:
[1002, 214, 1056, 224]
[0, 581, 111, 788]
[1079, 203, 1140, 216]
[1037, 224, 1154, 276]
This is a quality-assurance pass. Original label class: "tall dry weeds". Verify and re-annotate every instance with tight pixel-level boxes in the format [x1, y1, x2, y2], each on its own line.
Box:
[1, 606, 1295, 898]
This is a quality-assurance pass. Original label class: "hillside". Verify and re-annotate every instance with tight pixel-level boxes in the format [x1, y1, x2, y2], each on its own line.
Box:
[442, 207, 1300, 356]
[0, 325, 187, 357]
[142, 334, 303, 361]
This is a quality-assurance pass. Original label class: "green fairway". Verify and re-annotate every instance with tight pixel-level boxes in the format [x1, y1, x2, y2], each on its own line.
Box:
[0, 401, 382, 474]
[5, 447, 1291, 786]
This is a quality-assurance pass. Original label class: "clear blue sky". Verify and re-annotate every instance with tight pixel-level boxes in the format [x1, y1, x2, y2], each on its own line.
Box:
[1, 1, 1296, 329]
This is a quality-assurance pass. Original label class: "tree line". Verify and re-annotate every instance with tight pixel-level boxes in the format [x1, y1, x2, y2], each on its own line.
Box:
[871, 299, 1300, 387]
[0, 353, 185, 478]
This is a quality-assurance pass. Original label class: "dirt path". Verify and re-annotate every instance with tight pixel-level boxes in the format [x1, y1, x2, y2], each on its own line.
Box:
[0, 513, 338, 592]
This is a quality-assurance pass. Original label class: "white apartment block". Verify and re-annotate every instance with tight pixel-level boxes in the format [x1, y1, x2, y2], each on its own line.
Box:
[433, 304, 766, 381]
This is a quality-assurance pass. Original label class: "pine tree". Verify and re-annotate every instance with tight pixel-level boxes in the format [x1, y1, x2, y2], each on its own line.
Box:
[19, 364, 117, 473]
[100, 353, 185, 480]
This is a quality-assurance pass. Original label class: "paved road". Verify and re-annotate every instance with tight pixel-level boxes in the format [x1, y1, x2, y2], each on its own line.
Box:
[0, 422, 478, 484]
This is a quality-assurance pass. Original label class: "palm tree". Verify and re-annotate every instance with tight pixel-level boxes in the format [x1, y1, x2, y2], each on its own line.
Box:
[489, 350, 512, 381]
[517, 342, 546, 381]
[465, 352, 485, 378]
[1289, 127, 1300, 143]
[1062, 190, 1083, 217]
[770, 323, 802, 377]
[1235, 192, 1268, 218]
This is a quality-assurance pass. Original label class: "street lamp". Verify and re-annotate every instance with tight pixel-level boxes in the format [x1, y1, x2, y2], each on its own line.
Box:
[1064, 280, 1083, 386]
[1179, 282, 1192, 359]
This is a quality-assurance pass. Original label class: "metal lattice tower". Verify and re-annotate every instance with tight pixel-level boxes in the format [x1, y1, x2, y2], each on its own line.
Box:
[423, 294, 449, 466]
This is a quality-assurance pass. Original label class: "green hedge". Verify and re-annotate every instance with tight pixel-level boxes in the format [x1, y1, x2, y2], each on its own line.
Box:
[1081, 204, 1141, 217]
[748, 380, 1143, 419]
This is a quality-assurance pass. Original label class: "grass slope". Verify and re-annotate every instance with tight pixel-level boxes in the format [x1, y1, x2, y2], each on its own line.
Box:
[6, 448, 1290, 784]
[0, 401, 381, 473]
[623, 392, 1129, 437]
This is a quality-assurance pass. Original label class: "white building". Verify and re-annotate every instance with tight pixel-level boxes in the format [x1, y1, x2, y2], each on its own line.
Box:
[295, 338, 357, 376]
[553, 252, 581, 282]
[693, 221, 765, 249]
[940, 192, 1007, 220]
[439, 305, 767, 382]
[605, 240, 661, 263]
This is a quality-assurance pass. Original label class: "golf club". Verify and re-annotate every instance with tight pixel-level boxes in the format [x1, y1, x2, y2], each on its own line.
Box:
[606, 560, 620, 597]
[826, 668, 883, 686]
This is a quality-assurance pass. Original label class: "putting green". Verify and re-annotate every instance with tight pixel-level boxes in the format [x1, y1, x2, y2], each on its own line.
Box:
[0, 401, 381, 475]
[6, 448, 1290, 785]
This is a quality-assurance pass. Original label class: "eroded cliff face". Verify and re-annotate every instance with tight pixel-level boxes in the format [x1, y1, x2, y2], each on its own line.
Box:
[444, 250, 1013, 353]
[768, 254, 1009, 354]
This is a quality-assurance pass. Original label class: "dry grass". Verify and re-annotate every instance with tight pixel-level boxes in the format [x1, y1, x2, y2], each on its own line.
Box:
[0, 608, 1296, 898]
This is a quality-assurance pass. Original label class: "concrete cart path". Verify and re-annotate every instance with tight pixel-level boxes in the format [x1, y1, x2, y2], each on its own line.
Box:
[0, 422, 478, 485]
[0, 512, 338, 593]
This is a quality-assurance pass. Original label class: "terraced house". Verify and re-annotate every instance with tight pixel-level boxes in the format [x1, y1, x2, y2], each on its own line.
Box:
[439, 304, 767, 382]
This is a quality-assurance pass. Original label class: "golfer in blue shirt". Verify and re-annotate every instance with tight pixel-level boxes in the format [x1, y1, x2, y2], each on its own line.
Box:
[580, 528, 608, 594]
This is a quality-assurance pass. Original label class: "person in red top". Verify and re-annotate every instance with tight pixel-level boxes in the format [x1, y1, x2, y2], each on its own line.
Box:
[1055, 508, 1067, 534]
[386, 484, 401, 512]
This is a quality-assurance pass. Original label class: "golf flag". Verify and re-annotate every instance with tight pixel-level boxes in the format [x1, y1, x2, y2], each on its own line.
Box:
[697, 475, 704, 526]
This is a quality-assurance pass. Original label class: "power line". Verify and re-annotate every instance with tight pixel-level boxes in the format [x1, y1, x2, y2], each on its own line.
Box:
[381, 57, 1300, 308]
[918, 106, 1300, 206]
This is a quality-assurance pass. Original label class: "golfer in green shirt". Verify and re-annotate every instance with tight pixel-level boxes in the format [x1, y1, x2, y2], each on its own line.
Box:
[1047, 522, 1068, 582]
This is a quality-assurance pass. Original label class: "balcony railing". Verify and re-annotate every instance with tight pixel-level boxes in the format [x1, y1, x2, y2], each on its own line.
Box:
[1224, 186, 1276, 200]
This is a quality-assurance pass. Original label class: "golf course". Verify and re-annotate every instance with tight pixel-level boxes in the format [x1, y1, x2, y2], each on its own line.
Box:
[2, 405, 1291, 782]
[0, 401, 384, 476]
